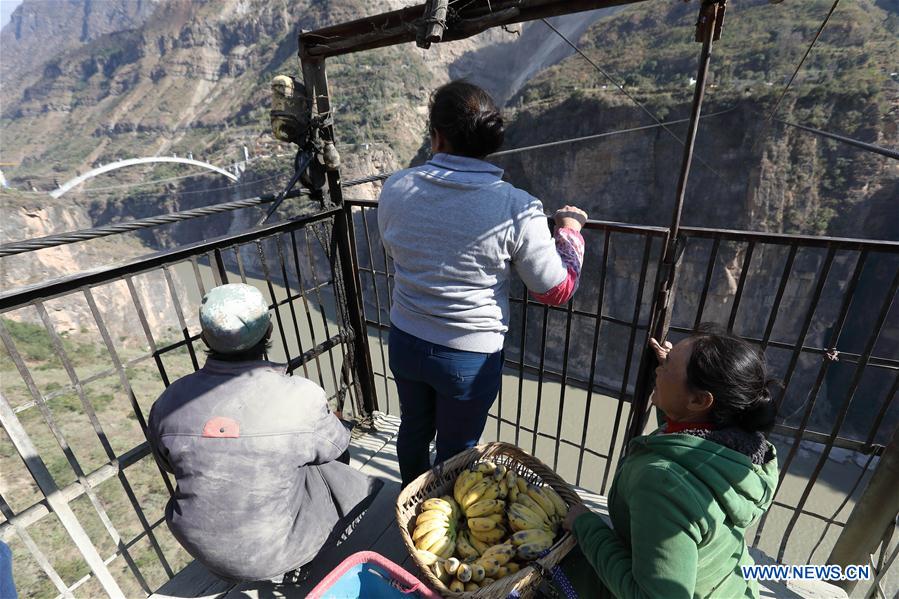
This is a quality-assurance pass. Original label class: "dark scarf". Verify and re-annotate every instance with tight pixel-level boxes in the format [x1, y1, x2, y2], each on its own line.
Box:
[665, 419, 772, 465]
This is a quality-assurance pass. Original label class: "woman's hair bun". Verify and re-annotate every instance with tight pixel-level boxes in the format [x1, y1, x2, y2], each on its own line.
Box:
[740, 381, 778, 433]
[429, 81, 505, 158]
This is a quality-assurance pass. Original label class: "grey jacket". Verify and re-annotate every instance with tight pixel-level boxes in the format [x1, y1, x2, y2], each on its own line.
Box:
[378, 152, 570, 353]
[147, 358, 379, 581]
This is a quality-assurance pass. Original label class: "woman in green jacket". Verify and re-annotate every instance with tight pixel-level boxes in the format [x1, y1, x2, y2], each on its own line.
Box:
[560, 324, 779, 598]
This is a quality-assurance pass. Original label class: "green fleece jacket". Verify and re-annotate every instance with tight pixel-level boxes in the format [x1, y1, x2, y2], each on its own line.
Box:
[573, 430, 778, 599]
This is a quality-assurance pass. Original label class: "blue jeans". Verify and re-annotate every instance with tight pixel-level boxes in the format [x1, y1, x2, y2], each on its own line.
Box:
[389, 325, 503, 487]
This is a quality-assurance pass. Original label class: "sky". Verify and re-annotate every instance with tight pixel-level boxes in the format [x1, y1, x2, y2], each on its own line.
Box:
[1, 0, 22, 29]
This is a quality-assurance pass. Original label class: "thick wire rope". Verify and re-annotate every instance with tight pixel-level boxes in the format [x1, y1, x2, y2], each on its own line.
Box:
[767, 0, 842, 120]
[0, 114, 736, 257]
[539, 17, 725, 179]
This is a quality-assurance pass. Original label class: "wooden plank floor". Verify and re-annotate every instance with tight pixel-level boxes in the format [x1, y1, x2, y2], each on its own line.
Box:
[150, 413, 844, 599]
[150, 413, 609, 599]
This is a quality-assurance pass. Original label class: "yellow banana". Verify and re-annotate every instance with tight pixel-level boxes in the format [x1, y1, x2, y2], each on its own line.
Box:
[455, 530, 480, 560]
[510, 528, 554, 547]
[462, 479, 499, 509]
[466, 498, 505, 518]
[476, 556, 502, 577]
[526, 484, 557, 518]
[542, 486, 569, 518]
[497, 483, 508, 500]
[454, 471, 483, 505]
[470, 562, 486, 583]
[508, 485, 520, 503]
[486, 513, 505, 525]
[482, 577, 496, 585]
[464, 582, 480, 592]
[515, 494, 551, 523]
[415, 549, 441, 565]
[506, 562, 521, 574]
[431, 534, 456, 559]
[449, 579, 465, 592]
[470, 525, 506, 545]
[468, 517, 498, 533]
[516, 478, 529, 494]
[456, 562, 473, 582]
[481, 543, 515, 564]
[516, 538, 554, 561]
[445, 557, 461, 575]
[496, 566, 509, 579]
[422, 497, 455, 516]
[441, 495, 462, 521]
[413, 518, 450, 541]
[492, 463, 508, 481]
[415, 509, 451, 526]
[508, 503, 549, 532]
[432, 560, 451, 584]
[470, 460, 496, 474]
[417, 527, 449, 552]
[505, 469, 517, 489]
[468, 530, 491, 554]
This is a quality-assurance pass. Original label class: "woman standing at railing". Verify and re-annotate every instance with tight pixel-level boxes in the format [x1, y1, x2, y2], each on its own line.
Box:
[378, 81, 589, 487]
[558, 325, 780, 599]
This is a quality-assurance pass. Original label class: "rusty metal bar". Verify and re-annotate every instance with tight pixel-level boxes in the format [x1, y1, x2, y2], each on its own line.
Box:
[692, 237, 720, 329]
[551, 295, 576, 471]
[760, 244, 798, 350]
[779, 266, 899, 562]
[0, 443, 152, 542]
[829, 419, 899, 595]
[0, 209, 341, 313]
[604, 235, 652, 492]
[299, 0, 649, 58]
[575, 231, 611, 486]
[300, 55, 378, 416]
[515, 283, 530, 448]
[284, 232, 327, 387]
[0, 494, 72, 597]
[726, 241, 755, 332]
[82, 288, 175, 575]
[302, 226, 342, 397]
[275, 234, 311, 378]
[162, 265, 201, 372]
[752, 246, 836, 546]
[530, 305, 551, 456]
[0, 391, 126, 598]
[359, 206, 392, 411]
[256, 239, 294, 365]
[626, 0, 723, 442]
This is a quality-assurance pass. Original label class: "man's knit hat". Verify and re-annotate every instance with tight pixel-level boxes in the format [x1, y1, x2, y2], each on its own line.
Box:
[199, 284, 271, 353]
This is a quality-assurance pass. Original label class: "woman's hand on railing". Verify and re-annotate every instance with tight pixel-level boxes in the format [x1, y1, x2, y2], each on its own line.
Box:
[553, 205, 588, 232]
[649, 337, 672, 364]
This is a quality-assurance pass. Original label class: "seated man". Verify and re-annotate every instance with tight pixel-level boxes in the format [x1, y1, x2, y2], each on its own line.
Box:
[148, 283, 380, 582]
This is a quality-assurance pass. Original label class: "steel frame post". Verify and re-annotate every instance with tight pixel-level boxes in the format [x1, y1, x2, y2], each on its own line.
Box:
[298, 44, 379, 417]
[827, 424, 899, 594]
[626, 0, 725, 443]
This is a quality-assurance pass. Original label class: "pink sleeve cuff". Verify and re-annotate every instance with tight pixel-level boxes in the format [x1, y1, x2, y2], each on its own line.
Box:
[530, 227, 585, 306]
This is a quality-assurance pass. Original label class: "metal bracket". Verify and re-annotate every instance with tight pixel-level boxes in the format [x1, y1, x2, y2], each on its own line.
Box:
[696, 0, 727, 42]
[416, 0, 449, 48]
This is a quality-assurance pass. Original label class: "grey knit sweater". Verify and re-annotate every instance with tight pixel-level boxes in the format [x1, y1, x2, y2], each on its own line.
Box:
[378, 153, 580, 353]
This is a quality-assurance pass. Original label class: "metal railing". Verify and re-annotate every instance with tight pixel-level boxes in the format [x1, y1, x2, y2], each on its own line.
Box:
[347, 198, 899, 592]
[2, 197, 897, 596]
[0, 209, 364, 598]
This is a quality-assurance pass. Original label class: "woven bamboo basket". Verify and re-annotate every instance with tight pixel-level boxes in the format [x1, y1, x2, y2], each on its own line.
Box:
[396, 442, 585, 598]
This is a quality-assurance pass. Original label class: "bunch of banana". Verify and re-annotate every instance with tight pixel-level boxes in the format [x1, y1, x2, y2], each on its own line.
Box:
[504, 481, 570, 561]
[443, 542, 518, 591]
[421, 461, 573, 592]
[508, 482, 569, 530]
[412, 497, 458, 559]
